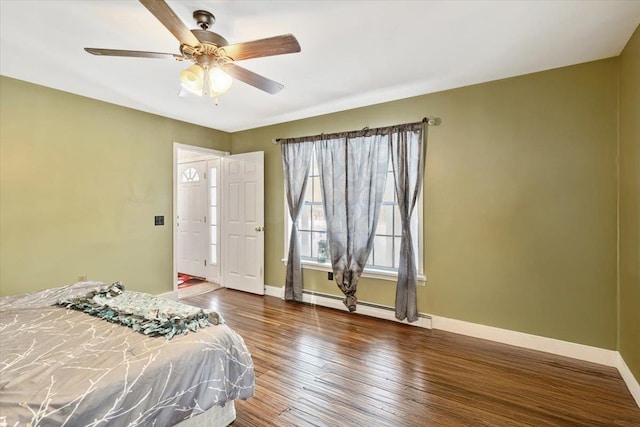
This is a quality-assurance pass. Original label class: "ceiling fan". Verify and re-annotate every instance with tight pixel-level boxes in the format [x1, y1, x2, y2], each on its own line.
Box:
[85, 0, 301, 103]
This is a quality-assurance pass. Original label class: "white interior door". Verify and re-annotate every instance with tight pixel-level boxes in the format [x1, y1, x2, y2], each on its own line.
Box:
[222, 151, 264, 295]
[177, 161, 207, 278]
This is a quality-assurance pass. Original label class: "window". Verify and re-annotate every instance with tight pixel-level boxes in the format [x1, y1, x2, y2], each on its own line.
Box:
[209, 164, 218, 265]
[181, 167, 199, 182]
[288, 146, 422, 278]
[298, 149, 327, 263]
[370, 157, 419, 271]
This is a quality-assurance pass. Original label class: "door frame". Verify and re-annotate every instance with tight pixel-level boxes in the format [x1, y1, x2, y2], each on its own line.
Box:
[173, 142, 229, 292]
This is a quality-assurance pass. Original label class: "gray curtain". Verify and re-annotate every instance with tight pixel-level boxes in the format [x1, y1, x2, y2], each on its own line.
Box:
[315, 133, 389, 311]
[282, 141, 314, 301]
[390, 123, 425, 322]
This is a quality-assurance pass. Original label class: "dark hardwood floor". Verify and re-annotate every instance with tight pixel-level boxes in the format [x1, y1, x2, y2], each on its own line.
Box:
[183, 289, 640, 427]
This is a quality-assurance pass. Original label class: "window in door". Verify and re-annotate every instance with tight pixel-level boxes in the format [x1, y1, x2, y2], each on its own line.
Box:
[209, 164, 218, 265]
[182, 167, 200, 182]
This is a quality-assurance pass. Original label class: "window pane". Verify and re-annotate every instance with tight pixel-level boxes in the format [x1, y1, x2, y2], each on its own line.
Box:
[312, 177, 323, 202]
[304, 176, 322, 203]
[383, 172, 395, 202]
[377, 205, 394, 235]
[394, 205, 402, 236]
[373, 236, 393, 268]
[394, 237, 402, 269]
[411, 211, 418, 236]
[311, 205, 326, 231]
[210, 225, 217, 243]
[411, 214, 419, 257]
[367, 247, 375, 266]
[311, 231, 327, 259]
[209, 167, 217, 186]
[209, 207, 217, 225]
[311, 233, 318, 259]
[300, 231, 311, 258]
[210, 188, 217, 206]
[182, 167, 199, 182]
[311, 151, 319, 176]
[314, 232, 329, 263]
[304, 178, 313, 204]
[299, 205, 312, 230]
[210, 244, 217, 264]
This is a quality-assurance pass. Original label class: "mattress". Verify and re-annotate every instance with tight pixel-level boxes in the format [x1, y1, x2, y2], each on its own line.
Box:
[175, 401, 236, 427]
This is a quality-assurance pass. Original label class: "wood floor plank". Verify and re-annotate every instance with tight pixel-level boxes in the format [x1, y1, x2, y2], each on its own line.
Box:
[183, 289, 640, 426]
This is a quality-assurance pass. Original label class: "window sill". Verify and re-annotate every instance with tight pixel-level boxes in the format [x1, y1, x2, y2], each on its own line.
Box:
[281, 258, 426, 285]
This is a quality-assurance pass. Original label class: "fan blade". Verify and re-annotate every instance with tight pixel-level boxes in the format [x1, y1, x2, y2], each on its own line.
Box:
[139, 0, 200, 47]
[223, 64, 284, 94]
[222, 34, 301, 61]
[85, 48, 183, 60]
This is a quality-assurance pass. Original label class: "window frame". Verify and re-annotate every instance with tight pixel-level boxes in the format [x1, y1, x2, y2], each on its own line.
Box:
[283, 147, 425, 283]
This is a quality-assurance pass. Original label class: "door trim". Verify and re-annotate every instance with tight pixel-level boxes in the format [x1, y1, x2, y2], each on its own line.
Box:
[172, 142, 229, 292]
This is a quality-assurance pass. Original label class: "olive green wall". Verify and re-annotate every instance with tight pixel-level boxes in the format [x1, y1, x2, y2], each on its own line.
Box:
[619, 25, 640, 382]
[0, 76, 230, 296]
[0, 53, 629, 356]
[231, 58, 620, 350]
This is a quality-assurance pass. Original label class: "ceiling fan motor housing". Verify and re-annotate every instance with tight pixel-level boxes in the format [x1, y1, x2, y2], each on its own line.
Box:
[193, 10, 215, 30]
[181, 30, 231, 68]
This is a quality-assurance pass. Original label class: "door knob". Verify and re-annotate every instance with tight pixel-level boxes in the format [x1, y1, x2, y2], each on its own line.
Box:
[255, 225, 264, 232]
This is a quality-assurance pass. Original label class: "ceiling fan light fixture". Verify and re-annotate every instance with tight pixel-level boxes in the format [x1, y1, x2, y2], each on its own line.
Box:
[179, 63, 232, 102]
[209, 66, 233, 95]
[86, 2, 301, 101]
[180, 64, 205, 94]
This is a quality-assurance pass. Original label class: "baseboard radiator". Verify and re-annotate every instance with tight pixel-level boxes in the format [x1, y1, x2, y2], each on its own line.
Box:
[300, 289, 432, 329]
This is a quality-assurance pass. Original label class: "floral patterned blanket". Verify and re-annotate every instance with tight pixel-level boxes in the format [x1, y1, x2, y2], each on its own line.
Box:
[55, 281, 223, 339]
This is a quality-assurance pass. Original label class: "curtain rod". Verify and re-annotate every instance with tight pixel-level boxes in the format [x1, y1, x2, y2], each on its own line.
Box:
[271, 116, 440, 144]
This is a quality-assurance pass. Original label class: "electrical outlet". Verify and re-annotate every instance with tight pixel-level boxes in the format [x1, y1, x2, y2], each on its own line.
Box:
[154, 215, 164, 226]
[328, 272, 333, 280]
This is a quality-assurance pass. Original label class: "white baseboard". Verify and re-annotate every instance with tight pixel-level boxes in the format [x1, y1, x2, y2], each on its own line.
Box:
[431, 314, 619, 367]
[158, 290, 179, 300]
[264, 285, 283, 298]
[618, 353, 640, 407]
[264, 285, 432, 328]
[263, 284, 638, 407]
[302, 290, 433, 329]
[177, 282, 221, 299]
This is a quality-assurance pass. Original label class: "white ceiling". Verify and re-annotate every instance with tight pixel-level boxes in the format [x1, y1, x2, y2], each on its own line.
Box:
[1, 1, 639, 133]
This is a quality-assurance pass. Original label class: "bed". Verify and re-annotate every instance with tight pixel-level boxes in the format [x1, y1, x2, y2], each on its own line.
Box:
[0, 281, 255, 426]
